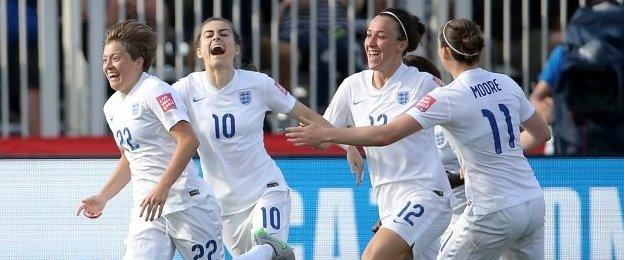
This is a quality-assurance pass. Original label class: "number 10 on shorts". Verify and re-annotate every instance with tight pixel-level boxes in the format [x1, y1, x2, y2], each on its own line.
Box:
[261, 207, 281, 230]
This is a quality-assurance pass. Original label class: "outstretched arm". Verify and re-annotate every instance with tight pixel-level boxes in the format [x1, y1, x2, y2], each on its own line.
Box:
[76, 149, 131, 219]
[287, 101, 334, 128]
[288, 101, 365, 183]
[286, 114, 423, 147]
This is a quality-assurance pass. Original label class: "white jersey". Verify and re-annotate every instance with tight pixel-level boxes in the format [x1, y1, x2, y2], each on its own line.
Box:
[408, 68, 543, 215]
[103, 72, 210, 215]
[434, 126, 467, 215]
[173, 69, 296, 215]
[434, 126, 461, 175]
[324, 63, 451, 195]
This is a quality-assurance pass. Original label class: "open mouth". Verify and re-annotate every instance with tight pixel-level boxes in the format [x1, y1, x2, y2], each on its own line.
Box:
[210, 44, 225, 55]
[107, 72, 120, 81]
[368, 49, 381, 57]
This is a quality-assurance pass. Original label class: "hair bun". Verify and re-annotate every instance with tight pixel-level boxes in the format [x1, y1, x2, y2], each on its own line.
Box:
[417, 22, 426, 35]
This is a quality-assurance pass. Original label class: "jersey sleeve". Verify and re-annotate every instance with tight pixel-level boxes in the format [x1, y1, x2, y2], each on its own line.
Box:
[323, 78, 354, 128]
[102, 99, 114, 131]
[171, 76, 193, 114]
[265, 76, 297, 114]
[146, 83, 191, 131]
[406, 88, 452, 130]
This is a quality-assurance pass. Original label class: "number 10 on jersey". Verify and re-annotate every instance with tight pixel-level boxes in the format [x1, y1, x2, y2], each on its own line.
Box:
[211, 113, 236, 139]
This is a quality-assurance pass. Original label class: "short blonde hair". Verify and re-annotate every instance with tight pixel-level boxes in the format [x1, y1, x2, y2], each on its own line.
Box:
[104, 20, 157, 72]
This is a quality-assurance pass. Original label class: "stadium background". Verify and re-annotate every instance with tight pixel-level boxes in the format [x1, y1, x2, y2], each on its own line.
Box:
[0, 158, 622, 259]
[1, 0, 623, 259]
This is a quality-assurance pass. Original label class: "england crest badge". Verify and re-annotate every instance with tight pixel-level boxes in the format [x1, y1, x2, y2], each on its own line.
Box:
[397, 91, 409, 105]
[131, 102, 142, 119]
[239, 90, 252, 105]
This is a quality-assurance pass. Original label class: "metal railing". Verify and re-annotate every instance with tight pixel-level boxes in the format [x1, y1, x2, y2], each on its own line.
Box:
[1, 0, 620, 137]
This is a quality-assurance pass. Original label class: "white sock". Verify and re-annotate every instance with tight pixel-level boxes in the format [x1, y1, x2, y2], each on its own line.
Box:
[232, 244, 274, 260]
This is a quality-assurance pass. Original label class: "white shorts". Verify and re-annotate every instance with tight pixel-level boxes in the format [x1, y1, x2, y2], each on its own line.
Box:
[123, 197, 223, 260]
[221, 189, 291, 256]
[438, 197, 545, 260]
[376, 181, 452, 259]
[440, 185, 468, 245]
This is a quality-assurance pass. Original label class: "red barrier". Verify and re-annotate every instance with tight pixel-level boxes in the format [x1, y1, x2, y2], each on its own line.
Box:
[0, 134, 346, 158]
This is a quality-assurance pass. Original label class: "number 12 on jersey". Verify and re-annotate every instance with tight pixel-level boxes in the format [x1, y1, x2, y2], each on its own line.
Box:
[481, 104, 515, 154]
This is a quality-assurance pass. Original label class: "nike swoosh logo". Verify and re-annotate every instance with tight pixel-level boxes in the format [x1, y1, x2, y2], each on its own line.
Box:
[352, 100, 365, 105]
[192, 97, 206, 102]
[392, 219, 407, 225]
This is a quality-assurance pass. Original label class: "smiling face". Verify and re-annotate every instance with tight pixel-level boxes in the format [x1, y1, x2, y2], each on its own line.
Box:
[364, 15, 407, 71]
[102, 41, 144, 93]
[196, 20, 240, 70]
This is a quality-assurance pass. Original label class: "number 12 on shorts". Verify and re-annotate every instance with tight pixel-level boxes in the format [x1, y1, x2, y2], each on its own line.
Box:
[396, 201, 424, 226]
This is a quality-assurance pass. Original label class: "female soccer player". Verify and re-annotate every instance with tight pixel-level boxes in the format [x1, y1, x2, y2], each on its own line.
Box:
[287, 18, 551, 259]
[315, 8, 455, 259]
[76, 20, 223, 260]
[173, 17, 357, 259]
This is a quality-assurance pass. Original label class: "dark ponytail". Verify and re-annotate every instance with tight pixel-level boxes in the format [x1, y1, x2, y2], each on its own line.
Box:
[378, 8, 425, 55]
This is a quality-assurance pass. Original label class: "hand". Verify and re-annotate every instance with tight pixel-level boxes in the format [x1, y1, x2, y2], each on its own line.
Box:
[536, 97, 553, 124]
[76, 194, 107, 219]
[313, 142, 332, 150]
[346, 146, 365, 185]
[285, 117, 327, 147]
[139, 184, 169, 221]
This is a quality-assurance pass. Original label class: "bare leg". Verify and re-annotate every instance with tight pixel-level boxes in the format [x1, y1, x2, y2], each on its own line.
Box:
[363, 227, 412, 260]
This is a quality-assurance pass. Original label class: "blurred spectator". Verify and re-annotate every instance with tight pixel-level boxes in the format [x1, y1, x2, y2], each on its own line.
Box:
[278, 0, 365, 111]
[530, 0, 624, 155]
[7, 0, 39, 135]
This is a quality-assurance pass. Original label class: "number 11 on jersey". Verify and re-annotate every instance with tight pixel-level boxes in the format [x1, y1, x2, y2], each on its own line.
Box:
[481, 103, 515, 154]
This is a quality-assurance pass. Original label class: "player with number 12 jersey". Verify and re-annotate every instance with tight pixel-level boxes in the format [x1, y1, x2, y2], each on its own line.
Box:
[325, 62, 454, 257]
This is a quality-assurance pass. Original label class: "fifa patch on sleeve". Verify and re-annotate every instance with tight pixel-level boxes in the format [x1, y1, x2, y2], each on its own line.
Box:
[156, 93, 177, 112]
[274, 82, 288, 95]
[415, 95, 436, 112]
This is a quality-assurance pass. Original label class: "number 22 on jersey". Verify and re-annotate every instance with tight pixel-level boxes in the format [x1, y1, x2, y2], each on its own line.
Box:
[116, 127, 140, 151]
